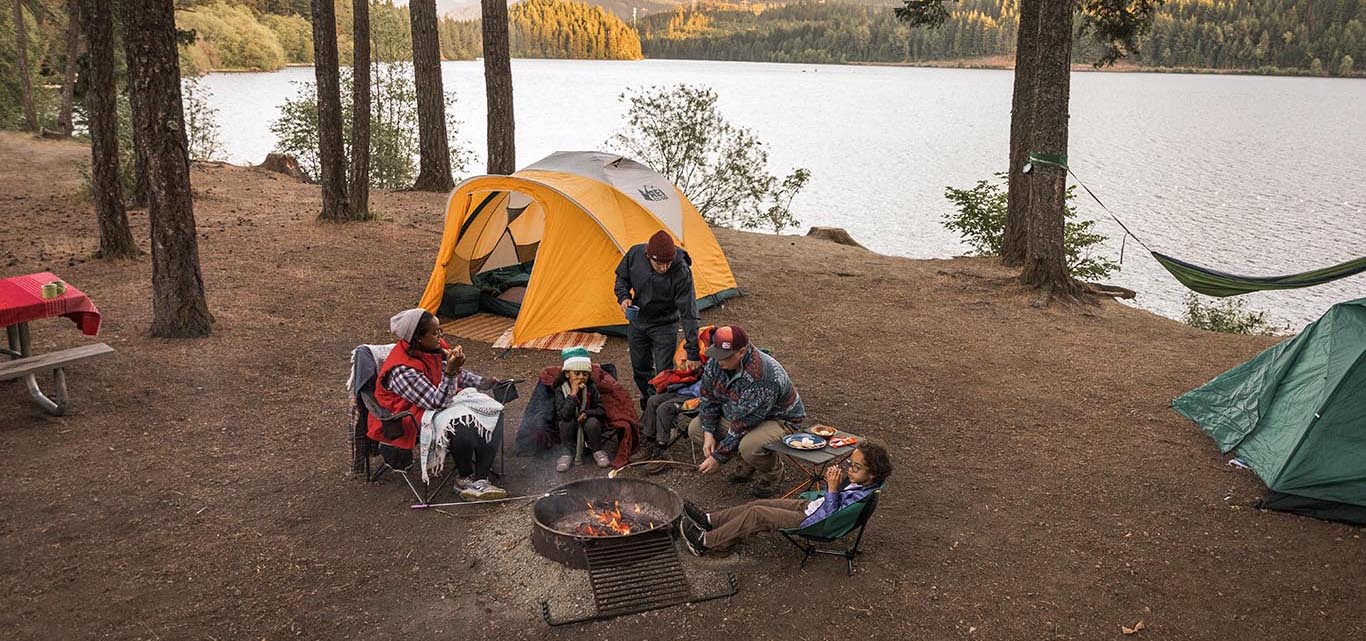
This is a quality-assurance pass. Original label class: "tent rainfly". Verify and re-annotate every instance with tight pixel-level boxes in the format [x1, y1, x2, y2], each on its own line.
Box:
[418, 151, 739, 344]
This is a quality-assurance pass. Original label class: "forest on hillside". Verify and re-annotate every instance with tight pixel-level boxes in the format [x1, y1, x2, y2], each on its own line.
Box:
[639, 0, 1365, 75]
[445, 0, 643, 60]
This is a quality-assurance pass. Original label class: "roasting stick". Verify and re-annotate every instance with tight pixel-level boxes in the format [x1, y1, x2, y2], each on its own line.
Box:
[607, 460, 697, 479]
[411, 489, 568, 510]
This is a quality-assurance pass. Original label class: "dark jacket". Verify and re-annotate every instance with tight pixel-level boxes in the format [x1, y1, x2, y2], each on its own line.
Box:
[551, 373, 608, 424]
[515, 364, 642, 467]
[613, 243, 701, 360]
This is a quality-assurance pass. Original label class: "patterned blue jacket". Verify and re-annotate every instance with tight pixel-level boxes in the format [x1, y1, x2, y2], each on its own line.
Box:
[698, 346, 805, 462]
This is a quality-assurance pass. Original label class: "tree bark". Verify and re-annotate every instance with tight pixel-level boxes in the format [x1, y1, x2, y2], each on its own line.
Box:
[409, 0, 453, 191]
[310, 0, 353, 220]
[1020, 0, 1085, 303]
[119, 0, 213, 338]
[13, 0, 39, 132]
[482, 0, 515, 174]
[348, 0, 371, 218]
[1001, 0, 1042, 267]
[58, 0, 81, 137]
[125, 55, 151, 209]
[78, 0, 139, 259]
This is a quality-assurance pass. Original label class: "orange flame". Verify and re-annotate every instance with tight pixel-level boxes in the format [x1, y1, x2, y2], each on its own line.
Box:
[576, 500, 645, 536]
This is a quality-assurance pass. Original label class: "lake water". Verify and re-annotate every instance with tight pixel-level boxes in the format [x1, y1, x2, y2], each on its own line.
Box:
[201, 59, 1366, 329]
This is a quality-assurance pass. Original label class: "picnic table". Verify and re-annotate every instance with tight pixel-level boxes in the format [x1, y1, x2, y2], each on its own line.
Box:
[764, 426, 861, 499]
[0, 272, 112, 416]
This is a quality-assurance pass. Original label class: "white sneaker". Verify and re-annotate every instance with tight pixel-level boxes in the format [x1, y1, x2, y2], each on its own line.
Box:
[555, 455, 572, 473]
[593, 450, 612, 469]
[460, 479, 508, 501]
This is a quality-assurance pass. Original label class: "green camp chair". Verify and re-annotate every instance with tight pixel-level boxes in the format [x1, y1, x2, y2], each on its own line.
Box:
[779, 488, 882, 576]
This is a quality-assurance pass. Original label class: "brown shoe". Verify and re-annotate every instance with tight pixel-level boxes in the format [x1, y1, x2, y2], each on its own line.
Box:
[726, 461, 756, 484]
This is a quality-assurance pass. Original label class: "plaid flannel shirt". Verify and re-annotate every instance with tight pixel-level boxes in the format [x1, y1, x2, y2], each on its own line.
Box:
[385, 366, 485, 411]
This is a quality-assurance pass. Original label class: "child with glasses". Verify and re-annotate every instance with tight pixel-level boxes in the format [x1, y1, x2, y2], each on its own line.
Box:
[678, 441, 893, 555]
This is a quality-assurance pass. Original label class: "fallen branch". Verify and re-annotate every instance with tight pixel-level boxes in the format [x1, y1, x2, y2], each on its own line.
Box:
[1086, 282, 1137, 299]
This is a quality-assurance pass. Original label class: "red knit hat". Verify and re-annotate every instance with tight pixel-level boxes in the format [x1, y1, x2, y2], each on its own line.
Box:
[646, 230, 676, 262]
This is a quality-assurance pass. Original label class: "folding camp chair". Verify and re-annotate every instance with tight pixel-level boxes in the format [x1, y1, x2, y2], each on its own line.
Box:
[348, 345, 512, 504]
[779, 488, 882, 576]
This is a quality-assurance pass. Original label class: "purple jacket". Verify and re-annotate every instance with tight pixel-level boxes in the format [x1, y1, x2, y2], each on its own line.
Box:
[799, 482, 879, 529]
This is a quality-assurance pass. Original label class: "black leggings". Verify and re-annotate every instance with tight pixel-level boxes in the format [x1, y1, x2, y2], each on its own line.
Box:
[558, 417, 604, 456]
[448, 415, 502, 480]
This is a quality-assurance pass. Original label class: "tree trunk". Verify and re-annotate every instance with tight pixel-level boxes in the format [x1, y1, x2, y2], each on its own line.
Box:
[1020, 0, 1085, 303]
[1001, 0, 1041, 267]
[409, 0, 453, 191]
[79, 0, 138, 259]
[119, 0, 213, 337]
[310, 0, 353, 220]
[348, 0, 371, 218]
[58, 0, 81, 137]
[482, 0, 515, 174]
[13, 0, 39, 132]
[125, 56, 151, 209]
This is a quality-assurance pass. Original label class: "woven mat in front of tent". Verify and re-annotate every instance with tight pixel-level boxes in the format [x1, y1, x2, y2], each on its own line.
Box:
[441, 314, 515, 345]
[491, 326, 607, 353]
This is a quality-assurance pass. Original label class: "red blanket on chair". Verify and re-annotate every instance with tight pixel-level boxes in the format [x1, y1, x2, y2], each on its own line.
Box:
[534, 364, 641, 467]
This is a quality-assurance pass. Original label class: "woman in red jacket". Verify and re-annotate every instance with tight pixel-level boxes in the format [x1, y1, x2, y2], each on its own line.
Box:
[370, 308, 505, 500]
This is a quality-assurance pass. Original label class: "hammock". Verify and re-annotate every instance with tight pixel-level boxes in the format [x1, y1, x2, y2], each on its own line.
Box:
[1152, 252, 1366, 298]
[1026, 152, 1366, 297]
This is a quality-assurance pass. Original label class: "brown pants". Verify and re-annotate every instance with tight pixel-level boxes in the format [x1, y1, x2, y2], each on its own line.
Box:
[703, 498, 808, 549]
[687, 417, 787, 480]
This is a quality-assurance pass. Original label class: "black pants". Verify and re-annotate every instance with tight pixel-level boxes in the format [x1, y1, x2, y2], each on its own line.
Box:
[558, 417, 604, 456]
[628, 321, 679, 402]
[642, 391, 686, 446]
[449, 415, 502, 480]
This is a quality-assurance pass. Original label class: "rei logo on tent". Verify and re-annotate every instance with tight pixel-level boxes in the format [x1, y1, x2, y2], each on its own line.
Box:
[638, 185, 670, 202]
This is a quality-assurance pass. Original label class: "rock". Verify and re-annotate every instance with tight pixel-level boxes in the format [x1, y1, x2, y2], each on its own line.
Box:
[255, 153, 313, 183]
[805, 226, 866, 249]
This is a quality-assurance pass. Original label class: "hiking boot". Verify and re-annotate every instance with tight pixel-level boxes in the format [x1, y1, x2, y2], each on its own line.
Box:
[593, 450, 612, 469]
[629, 445, 655, 464]
[749, 461, 784, 498]
[460, 479, 507, 501]
[683, 500, 712, 531]
[555, 455, 572, 473]
[727, 461, 756, 484]
[678, 519, 708, 557]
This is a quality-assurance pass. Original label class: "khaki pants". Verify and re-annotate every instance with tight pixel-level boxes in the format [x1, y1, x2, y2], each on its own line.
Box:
[703, 498, 808, 549]
[688, 417, 786, 480]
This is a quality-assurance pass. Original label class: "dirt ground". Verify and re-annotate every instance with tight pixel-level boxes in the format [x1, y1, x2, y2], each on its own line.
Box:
[1, 132, 1362, 641]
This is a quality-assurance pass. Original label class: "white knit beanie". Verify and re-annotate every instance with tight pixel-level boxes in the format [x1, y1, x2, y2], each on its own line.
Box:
[561, 346, 592, 372]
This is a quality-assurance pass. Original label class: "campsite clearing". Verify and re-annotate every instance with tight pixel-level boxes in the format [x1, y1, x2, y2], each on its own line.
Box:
[1, 132, 1362, 640]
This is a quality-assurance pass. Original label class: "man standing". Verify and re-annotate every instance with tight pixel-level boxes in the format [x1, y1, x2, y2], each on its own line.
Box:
[689, 325, 806, 498]
[615, 230, 701, 407]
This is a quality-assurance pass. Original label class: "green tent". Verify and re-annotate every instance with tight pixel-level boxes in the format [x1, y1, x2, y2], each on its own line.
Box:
[1172, 298, 1366, 524]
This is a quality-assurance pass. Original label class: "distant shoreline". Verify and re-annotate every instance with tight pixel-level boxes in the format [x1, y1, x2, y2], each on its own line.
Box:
[195, 56, 1364, 80]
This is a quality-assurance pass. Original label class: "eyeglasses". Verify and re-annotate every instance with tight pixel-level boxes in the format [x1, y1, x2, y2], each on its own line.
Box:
[847, 462, 867, 473]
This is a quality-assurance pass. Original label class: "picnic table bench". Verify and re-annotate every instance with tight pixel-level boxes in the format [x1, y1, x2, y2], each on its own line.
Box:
[1, 272, 112, 416]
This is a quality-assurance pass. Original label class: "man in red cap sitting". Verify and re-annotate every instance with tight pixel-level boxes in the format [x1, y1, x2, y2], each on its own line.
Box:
[688, 325, 807, 498]
[614, 229, 702, 409]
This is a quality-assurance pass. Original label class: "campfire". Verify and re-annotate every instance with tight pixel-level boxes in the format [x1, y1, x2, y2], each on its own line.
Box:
[567, 500, 658, 537]
[532, 478, 682, 568]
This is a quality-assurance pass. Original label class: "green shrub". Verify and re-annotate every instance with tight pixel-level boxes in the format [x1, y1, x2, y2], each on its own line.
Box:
[1181, 293, 1282, 335]
[943, 172, 1121, 281]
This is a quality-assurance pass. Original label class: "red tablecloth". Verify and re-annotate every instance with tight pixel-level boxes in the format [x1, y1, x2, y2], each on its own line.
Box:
[0, 272, 102, 336]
